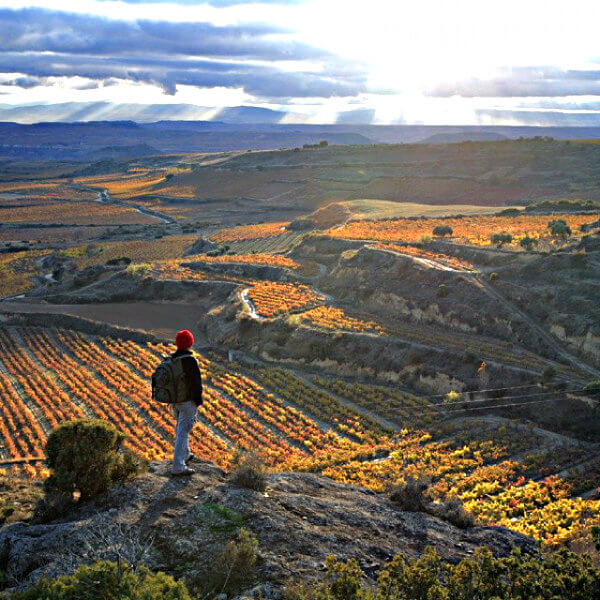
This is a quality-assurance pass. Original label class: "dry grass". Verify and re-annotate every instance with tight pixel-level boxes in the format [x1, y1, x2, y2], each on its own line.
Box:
[342, 199, 523, 220]
[329, 212, 600, 249]
[210, 222, 289, 243]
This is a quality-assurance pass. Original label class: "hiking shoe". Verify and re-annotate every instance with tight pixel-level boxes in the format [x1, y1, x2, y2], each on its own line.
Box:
[171, 466, 195, 477]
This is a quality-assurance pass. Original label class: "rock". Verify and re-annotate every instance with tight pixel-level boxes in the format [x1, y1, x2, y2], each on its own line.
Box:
[0, 460, 537, 591]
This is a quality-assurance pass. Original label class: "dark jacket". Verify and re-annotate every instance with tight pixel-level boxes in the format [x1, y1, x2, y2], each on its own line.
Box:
[171, 349, 203, 406]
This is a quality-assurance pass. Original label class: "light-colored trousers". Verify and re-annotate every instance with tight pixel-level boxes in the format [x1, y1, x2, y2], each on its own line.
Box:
[172, 400, 198, 471]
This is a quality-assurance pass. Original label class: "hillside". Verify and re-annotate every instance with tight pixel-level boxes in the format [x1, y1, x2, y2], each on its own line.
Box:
[1, 140, 600, 596]
[0, 459, 535, 593]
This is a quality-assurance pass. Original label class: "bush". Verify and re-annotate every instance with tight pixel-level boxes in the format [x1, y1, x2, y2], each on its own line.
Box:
[491, 232, 513, 247]
[284, 547, 600, 600]
[429, 497, 475, 529]
[433, 225, 453, 237]
[227, 450, 267, 492]
[43, 419, 141, 503]
[464, 349, 478, 364]
[389, 476, 431, 512]
[206, 528, 258, 596]
[519, 236, 538, 251]
[542, 366, 557, 382]
[125, 263, 151, 278]
[8, 560, 191, 600]
[437, 284, 448, 298]
[583, 380, 600, 399]
[548, 219, 572, 239]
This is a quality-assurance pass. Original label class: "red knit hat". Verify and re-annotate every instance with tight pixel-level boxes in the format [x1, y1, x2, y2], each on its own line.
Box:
[175, 330, 194, 350]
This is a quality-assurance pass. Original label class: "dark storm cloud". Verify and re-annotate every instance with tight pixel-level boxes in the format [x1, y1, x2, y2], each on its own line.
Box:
[0, 8, 366, 99]
[0, 8, 321, 60]
[0, 52, 364, 98]
[426, 67, 600, 97]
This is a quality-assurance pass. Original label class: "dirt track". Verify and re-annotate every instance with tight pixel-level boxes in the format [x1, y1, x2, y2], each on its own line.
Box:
[0, 301, 203, 340]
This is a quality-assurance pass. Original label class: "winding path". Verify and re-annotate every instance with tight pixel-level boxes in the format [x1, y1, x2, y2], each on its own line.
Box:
[96, 189, 174, 225]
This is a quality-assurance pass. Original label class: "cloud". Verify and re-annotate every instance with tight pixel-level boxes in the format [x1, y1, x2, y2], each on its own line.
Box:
[0, 75, 43, 88]
[0, 52, 364, 98]
[426, 67, 600, 97]
[0, 8, 321, 60]
[0, 7, 366, 99]
[476, 108, 600, 126]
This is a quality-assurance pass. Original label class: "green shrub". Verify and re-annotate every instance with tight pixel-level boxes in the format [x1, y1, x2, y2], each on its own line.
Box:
[491, 232, 513, 247]
[548, 219, 572, 239]
[206, 528, 258, 596]
[7, 560, 190, 600]
[44, 419, 141, 502]
[227, 450, 267, 492]
[433, 225, 453, 237]
[285, 547, 600, 600]
[519, 236, 538, 251]
[437, 284, 449, 298]
[583, 380, 600, 399]
[125, 263, 151, 278]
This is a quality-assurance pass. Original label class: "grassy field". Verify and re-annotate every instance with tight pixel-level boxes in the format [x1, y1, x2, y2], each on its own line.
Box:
[341, 199, 524, 220]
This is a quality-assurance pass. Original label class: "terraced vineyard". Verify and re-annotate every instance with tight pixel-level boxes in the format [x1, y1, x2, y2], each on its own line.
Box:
[247, 282, 326, 317]
[328, 213, 600, 250]
[1, 325, 600, 548]
[221, 232, 308, 254]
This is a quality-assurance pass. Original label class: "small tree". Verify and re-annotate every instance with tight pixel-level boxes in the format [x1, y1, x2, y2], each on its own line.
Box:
[519, 236, 538, 251]
[491, 232, 513, 247]
[433, 225, 453, 237]
[548, 219, 572, 239]
[319, 140, 328, 147]
[44, 419, 140, 503]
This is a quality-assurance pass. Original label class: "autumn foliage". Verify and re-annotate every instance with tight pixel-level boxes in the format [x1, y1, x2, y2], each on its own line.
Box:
[329, 213, 600, 249]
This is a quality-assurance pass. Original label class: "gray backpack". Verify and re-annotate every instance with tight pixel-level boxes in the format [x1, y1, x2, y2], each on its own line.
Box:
[151, 356, 188, 404]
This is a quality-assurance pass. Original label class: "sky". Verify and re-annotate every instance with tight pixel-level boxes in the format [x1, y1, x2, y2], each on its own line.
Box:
[0, 0, 599, 124]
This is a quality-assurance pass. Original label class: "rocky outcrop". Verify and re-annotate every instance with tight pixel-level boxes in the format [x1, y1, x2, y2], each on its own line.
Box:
[0, 461, 536, 592]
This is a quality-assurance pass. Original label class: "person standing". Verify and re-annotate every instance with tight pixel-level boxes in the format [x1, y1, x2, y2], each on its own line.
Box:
[170, 329, 203, 476]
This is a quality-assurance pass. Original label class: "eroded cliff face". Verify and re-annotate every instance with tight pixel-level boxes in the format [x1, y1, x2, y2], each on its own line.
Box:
[551, 325, 600, 365]
[316, 246, 518, 339]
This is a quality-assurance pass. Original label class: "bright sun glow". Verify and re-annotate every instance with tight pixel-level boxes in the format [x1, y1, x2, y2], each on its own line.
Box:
[0, 0, 599, 123]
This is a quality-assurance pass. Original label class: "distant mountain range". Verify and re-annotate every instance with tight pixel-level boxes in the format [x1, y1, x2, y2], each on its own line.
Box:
[1, 104, 600, 162]
[0, 102, 295, 125]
